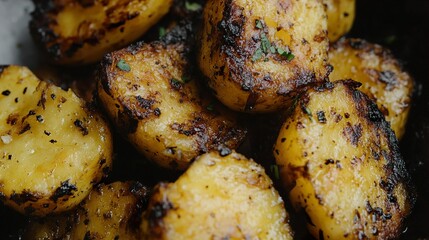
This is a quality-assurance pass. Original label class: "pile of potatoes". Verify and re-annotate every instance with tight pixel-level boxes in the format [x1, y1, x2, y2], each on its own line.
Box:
[0, 0, 415, 239]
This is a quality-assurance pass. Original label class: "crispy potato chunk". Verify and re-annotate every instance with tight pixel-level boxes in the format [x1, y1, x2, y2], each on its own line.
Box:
[324, 0, 355, 42]
[97, 41, 246, 170]
[141, 150, 293, 239]
[0, 65, 113, 216]
[30, 0, 173, 65]
[24, 181, 148, 239]
[274, 80, 414, 239]
[198, 0, 330, 112]
[328, 38, 414, 138]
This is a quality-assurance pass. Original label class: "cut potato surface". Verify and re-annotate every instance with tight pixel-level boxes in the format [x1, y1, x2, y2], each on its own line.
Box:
[97, 40, 246, 170]
[30, 0, 173, 65]
[198, 0, 330, 112]
[24, 181, 148, 239]
[274, 80, 414, 239]
[329, 38, 414, 138]
[141, 150, 293, 239]
[324, 0, 355, 42]
[0, 65, 113, 216]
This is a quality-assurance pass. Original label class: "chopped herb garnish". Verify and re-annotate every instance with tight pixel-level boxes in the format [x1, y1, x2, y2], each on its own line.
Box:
[303, 107, 312, 120]
[255, 19, 263, 29]
[270, 164, 280, 180]
[206, 103, 215, 111]
[277, 47, 295, 61]
[260, 33, 271, 54]
[171, 76, 191, 84]
[286, 53, 295, 61]
[252, 19, 295, 62]
[159, 27, 166, 38]
[116, 59, 131, 72]
[171, 78, 183, 85]
[185, 1, 202, 11]
[181, 76, 191, 83]
[252, 48, 263, 62]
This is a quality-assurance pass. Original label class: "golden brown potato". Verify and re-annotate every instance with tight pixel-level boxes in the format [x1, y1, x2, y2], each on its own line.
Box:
[198, 0, 331, 112]
[97, 40, 246, 170]
[274, 80, 414, 239]
[324, 0, 355, 42]
[30, 0, 173, 65]
[24, 181, 148, 239]
[328, 38, 414, 138]
[0, 65, 113, 216]
[141, 150, 293, 239]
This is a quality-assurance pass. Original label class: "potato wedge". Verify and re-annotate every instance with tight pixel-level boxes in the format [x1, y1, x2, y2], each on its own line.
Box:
[141, 150, 293, 239]
[30, 0, 173, 65]
[198, 0, 331, 112]
[328, 38, 414, 138]
[324, 0, 355, 42]
[97, 39, 246, 170]
[274, 80, 414, 239]
[0, 65, 113, 216]
[24, 181, 148, 239]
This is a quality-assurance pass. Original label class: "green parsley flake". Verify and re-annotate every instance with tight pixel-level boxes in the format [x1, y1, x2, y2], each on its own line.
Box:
[270, 164, 280, 180]
[159, 27, 166, 38]
[260, 33, 272, 54]
[185, 1, 202, 11]
[181, 76, 191, 83]
[206, 103, 215, 111]
[171, 78, 183, 85]
[117, 59, 131, 72]
[252, 48, 263, 62]
[255, 19, 263, 29]
[172, 76, 191, 84]
[277, 47, 295, 61]
[303, 106, 312, 120]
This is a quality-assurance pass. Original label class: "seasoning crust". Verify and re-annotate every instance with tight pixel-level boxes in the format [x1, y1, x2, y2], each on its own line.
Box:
[0, 65, 113, 216]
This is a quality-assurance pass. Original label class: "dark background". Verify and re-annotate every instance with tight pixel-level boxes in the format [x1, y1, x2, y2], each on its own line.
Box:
[349, 0, 429, 238]
[0, 0, 429, 239]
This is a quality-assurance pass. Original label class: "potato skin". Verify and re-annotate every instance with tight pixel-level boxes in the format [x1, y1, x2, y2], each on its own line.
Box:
[0, 65, 113, 216]
[141, 150, 293, 239]
[24, 181, 148, 239]
[30, 0, 173, 65]
[274, 80, 414, 239]
[198, 0, 331, 112]
[324, 0, 355, 42]
[328, 38, 414, 138]
[97, 41, 246, 170]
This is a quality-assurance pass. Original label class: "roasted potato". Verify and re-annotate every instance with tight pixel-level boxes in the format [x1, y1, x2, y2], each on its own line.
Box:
[97, 39, 246, 170]
[198, 0, 331, 112]
[0, 65, 113, 216]
[24, 181, 148, 239]
[274, 80, 414, 239]
[141, 150, 293, 239]
[30, 0, 173, 65]
[324, 0, 355, 42]
[328, 38, 414, 138]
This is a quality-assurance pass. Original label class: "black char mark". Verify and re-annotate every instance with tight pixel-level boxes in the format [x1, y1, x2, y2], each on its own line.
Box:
[345, 80, 415, 209]
[10, 190, 42, 205]
[218, 1, 255, 93]
[74, 119, 89, 136]
[50, 180, 78, 202]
